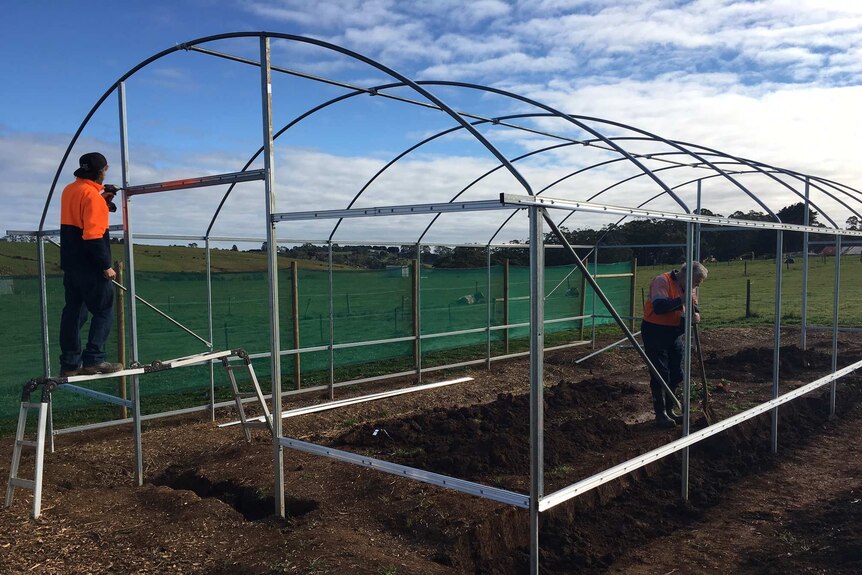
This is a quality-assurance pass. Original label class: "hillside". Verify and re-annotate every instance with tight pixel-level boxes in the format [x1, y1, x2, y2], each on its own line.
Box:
[0, 242, 341, 276]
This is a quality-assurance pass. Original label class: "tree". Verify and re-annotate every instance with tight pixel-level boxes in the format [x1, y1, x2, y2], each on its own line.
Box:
[231, 244, 239, 251]
[777, 203, 820, 252]
[847, 216, 860, 231]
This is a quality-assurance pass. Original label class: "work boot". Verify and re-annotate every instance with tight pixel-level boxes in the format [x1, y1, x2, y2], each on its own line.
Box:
[59, 367, 80, 377]
[653, 397, 676, 428]
[80, 361, 124, 375]
[655, 412, 676, 428]
[665, 409, 684, 425]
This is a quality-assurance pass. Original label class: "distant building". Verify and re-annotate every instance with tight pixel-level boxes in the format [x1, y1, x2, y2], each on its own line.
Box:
[0, 276, 12, 296]
[386, 265, 409, 278]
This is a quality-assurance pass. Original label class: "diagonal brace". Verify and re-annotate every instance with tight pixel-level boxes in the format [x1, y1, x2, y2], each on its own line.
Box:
[540, 210, 681, 410]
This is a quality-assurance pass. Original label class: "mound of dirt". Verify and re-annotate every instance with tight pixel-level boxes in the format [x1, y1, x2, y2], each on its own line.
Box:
[332, 378, 640, 480]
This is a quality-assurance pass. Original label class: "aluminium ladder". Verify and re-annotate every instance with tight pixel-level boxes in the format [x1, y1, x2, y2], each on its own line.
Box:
[222, 349, 273, 442]
[5, 379, 52, 518]
[5, 348, 271, 519]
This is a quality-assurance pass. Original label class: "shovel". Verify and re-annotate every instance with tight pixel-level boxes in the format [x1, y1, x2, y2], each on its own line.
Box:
[693, 323, 716, 424]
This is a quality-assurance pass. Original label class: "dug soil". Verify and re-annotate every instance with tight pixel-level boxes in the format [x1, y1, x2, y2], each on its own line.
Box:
[1, 327, 861, 574]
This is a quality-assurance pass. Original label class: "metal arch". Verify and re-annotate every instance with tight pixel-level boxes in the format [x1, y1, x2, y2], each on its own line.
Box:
[406, 82, 824, 226]
[206, 87, 370, 236]
[486, 156, 629, 244]
[681, 162, 856, 227]
[415, 142, 577, 245]
[601, 136, 862, 217]
[562, 114, 782, 223]
[553, 154, 841, 230]
[40, 31, 535, 234]
[327, 121, 486, 241]
[408, 81, 692, 213]
[651, 139, 859, 227]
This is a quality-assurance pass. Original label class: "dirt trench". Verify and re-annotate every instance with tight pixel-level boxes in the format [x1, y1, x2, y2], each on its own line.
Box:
[329, 363, 862, 574]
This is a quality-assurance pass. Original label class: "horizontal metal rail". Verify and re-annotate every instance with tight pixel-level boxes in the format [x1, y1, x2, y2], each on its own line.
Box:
[501, 193, 862, 237]
[221, 376, 473, 427]
[538, 359, 862, 512]
[279, 436, 529, 508]
[272, 199, 506, 222]
[124, 170, 266, 196]
[576, 332, 641, 364]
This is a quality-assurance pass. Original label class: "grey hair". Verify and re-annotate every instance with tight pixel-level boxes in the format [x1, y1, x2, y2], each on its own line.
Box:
[680, 261, 708, 280]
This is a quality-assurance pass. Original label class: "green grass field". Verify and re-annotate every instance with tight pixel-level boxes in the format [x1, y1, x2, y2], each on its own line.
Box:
[635, 256, 861, 328]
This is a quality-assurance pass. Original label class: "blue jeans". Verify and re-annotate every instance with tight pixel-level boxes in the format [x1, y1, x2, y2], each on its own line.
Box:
[59, 270, 114, 369]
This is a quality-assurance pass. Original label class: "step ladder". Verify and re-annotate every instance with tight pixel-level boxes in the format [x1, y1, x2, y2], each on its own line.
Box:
[221, 350, 273, 442]
[5, 379, 53, 519]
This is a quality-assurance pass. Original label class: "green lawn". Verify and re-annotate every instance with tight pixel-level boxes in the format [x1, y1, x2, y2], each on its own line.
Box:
[634, 256, 861, 327]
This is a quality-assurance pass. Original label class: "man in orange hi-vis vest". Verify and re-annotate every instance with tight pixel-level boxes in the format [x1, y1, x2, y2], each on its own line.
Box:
[641, 262, 708, 428]
[58, 152, 124, 377]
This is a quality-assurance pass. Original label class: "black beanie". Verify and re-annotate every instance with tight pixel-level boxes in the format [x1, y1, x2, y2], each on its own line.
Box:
[74, 152, 108, 179]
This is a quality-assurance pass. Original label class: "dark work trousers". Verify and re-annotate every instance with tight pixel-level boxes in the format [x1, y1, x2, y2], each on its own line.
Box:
[59, 270, 114, 370]
[640, 320, 684, 415]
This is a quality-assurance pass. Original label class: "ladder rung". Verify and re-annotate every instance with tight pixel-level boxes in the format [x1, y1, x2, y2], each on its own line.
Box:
[16, 440, 38, 449]
[224, 364, 250, 371]
[21, 402, 44, 410]
[9, 477, 35, 490]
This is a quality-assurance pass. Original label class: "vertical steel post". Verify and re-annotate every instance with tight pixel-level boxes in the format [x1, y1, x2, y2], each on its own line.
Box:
[528, 206, 545, 575]
[801, 178, 810, 351]
[771, 230, 783, 454]
[503, 258, 510, 353]
[205, 238, 215, 420]
[328, 242, 335, 400]
[37, 237, 50, 377]
[38, 236, 55, 453]
[591, 245, 598, 348]
[116, 261, 127, 419]
[260, 36, 284, 518]
[695, 179, 702, 263]
[830, 235, 842, 417]
[629, 257, 637, 331]
[118, 81, 142, 486]
[579, 265, 587, 341]
[415, 244, 422, 383]
[486, 245, 492, 369]
[681, 223, 694, 501]
[291, 260, 301, 389]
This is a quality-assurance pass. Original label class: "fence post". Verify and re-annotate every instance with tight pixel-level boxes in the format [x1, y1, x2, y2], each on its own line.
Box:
[115, 260, 127, 419]
[745, 279, 752, 318]
[630, 257, 637, 331]
[503, 258, 510, 354]
[579, 263, 587, 341]
[291, 261, 301, 389]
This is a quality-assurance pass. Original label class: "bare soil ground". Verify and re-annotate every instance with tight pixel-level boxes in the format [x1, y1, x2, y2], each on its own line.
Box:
[2, 327, 861, 574]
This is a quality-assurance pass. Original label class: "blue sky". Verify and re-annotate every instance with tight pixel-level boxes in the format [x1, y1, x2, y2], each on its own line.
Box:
[3, 0, 862, 245]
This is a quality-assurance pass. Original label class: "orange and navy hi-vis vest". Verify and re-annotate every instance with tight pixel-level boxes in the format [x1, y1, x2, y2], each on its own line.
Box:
[60, 178, 112, 273]
[643, 271, 697, 327]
